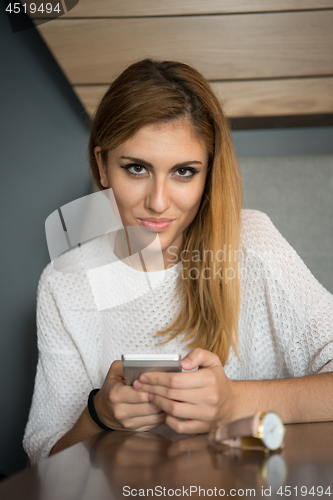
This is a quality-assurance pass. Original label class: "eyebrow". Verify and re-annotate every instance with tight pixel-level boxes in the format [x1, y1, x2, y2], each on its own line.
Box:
[120, 156, 203, 169]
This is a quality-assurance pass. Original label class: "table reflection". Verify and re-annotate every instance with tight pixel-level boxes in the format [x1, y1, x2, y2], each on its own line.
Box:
[0, 422, 332, 500]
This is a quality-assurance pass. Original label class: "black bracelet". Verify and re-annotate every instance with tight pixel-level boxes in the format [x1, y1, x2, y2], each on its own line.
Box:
[88, 389, 114, 432]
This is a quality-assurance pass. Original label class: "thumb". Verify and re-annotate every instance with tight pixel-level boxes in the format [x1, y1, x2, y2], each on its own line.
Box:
[181, 348, 221, 370]
[107, 359, 125, 380]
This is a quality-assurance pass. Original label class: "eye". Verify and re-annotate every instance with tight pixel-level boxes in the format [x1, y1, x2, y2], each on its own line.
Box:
[174, 167, 197, 179]
[121, 164, 148, 177]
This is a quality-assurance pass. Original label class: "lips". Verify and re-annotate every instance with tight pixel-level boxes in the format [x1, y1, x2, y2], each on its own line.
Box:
[138, 218, 175, 232]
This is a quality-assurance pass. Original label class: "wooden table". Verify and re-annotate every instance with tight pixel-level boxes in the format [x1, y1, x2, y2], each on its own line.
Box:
[1, 422, 333, 499]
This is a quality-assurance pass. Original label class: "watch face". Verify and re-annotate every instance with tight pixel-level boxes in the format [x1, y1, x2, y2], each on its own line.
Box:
[261, 412, 285, 450]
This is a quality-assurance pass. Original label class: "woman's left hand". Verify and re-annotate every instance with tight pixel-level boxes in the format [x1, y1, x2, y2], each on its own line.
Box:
[133, 348, 239, 434]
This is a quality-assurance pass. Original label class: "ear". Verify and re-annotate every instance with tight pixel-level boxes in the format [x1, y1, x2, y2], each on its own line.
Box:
[94, 146, 109, 188]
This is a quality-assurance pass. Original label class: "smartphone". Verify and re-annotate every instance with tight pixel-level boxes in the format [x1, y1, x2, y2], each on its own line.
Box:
[121, 353, 182, 386]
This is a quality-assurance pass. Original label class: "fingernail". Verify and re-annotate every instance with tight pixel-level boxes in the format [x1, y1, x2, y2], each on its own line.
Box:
[148, 394, 154, 401]
[182, 358, 191, 368]
[133, 380, 142, 389]
[140, 376, 148, 383]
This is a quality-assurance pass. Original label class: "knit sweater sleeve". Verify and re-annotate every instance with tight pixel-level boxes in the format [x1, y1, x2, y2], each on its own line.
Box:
[240, 210, 333, 377]
[23, 264, 94, 466]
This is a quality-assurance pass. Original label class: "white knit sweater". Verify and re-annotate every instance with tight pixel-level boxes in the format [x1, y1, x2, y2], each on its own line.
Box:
[23, 210, 333, 465]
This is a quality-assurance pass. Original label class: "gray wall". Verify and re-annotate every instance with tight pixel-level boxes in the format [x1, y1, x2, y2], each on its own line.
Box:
[234, 125, 333, 296]
[1, 8, 332, 476]
[233, 127, 333, 157]
[239, 155, 333, 294]
[0, 11, 90, 475]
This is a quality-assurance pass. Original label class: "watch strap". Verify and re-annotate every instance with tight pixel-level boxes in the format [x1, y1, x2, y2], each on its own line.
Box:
[212, 413, 262, 443]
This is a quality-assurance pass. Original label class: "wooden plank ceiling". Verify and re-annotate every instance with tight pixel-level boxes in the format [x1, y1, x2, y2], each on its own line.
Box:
[32, 0, 333, 122]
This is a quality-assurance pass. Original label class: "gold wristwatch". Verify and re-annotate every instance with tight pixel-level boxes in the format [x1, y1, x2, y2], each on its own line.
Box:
[208, 411, 285, 452]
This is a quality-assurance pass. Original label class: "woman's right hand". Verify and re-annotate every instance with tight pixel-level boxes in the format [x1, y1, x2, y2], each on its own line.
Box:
[93, 360, 166, 432]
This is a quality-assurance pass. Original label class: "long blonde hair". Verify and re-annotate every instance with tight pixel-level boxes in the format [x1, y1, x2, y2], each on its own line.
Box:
[89, 59, 242, 365]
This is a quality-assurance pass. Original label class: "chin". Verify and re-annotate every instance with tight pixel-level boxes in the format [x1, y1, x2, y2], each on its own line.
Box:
[145, 234, 170, 253]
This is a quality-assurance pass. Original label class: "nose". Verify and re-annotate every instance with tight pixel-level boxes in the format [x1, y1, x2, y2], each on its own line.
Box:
[144, 176, 171, 214]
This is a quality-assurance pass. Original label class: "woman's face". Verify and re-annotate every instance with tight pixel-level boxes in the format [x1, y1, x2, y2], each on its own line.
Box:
[94, 120, 208, 266]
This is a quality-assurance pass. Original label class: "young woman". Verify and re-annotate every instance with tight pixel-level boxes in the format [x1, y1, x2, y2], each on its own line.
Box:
[23, 59, 333, 465]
